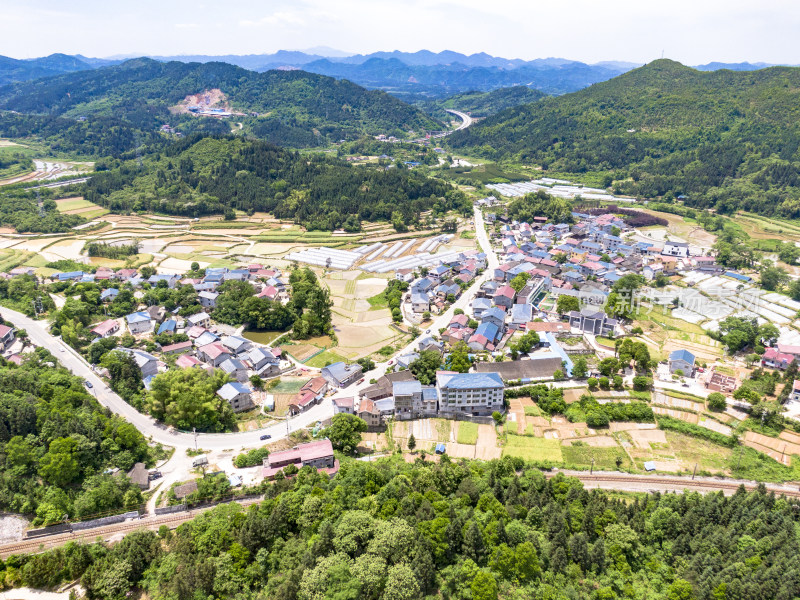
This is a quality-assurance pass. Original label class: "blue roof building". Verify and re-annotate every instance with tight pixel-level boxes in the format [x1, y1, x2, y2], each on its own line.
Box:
[57, 271, 84, 281]
[724, 271, 752, 283]
[157, 319, 177, 335]
[100, 288, 119, 301]
[474, 322, 500, 343]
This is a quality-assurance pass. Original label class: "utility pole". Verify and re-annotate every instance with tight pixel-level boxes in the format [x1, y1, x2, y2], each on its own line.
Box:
[590, 458, 594, 475]
[691, 463, 697, 480]
[193, 427, 197, 452]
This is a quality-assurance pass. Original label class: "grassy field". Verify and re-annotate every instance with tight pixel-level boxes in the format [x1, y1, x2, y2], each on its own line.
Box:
[736, 212, 800, 242]
[503, 435, 563, 462]
[524, 404, 544, 417]
[305, 350, 348, 368]
[366, 291, 388, 310]
[457, 422, 479, 445]
[55, 198, 95, 212]
[268, 377, 310, 394]
[562, 443, 631, 470]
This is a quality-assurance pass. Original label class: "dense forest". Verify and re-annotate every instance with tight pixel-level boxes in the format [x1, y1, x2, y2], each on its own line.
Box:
[85, 135, 468, 230]
[419, 86, 546, 119]
[0, 189, 85, 232]
[0, 351, 153, 524]
[6, 456, 800, 600]
[0, 58, 441, 147]
[0, 112, 165, 158]
[450, 60, 800, 218]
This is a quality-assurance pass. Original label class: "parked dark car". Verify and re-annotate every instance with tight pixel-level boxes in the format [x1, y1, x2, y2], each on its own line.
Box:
[260, 434, 272, 440]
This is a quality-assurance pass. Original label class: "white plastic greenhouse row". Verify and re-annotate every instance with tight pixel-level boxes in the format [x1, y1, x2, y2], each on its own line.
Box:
[285, 247, 361, 270]
[354, 241, 384, 255]
[365, 244, 388, 261]
[392, 238, 416, 258]
[360, 249, 464, 274]
[383, 241, 404, 259]
[417, 234, 454, 253]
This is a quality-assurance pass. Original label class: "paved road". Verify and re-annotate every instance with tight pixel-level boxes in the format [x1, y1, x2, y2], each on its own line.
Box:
[349, 205, 498, 392]
[1, 307, 333, 451]
[445, 109, 473, 132]
[410, 108, 474, 143]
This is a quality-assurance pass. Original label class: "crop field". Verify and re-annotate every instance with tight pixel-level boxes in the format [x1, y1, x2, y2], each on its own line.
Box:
[561, 443, 631, 470]
[503, 435, 563, 462]
[456, 422, 479, 445]
[736, 212, 800, 242]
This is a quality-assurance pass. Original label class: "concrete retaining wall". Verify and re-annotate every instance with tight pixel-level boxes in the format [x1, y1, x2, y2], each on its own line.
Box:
[154, 504, 187, 515]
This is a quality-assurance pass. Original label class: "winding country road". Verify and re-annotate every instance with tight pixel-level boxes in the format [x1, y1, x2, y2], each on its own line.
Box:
[1, 307, 334, 451]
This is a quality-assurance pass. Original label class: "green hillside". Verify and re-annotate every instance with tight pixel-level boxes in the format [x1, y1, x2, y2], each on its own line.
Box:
[422, 86, 546, 119]
[85, 135, 468, 230]
[0, 58, 442, 147]
[449, 60, 800, 217]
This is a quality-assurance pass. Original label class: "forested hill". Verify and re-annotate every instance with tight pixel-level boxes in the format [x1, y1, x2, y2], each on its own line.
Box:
[0, 58, 441, 147]
[449, 59, 800, 218]
[86, 135, 467, 230]
[12, 457, 800, 599]
[420, 86, 546, 119]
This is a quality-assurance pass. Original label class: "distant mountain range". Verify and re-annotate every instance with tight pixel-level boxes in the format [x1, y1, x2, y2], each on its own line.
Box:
[448, 59, 800, 220]
[0, 58, 441, 147]
[1, 50, 793, 98]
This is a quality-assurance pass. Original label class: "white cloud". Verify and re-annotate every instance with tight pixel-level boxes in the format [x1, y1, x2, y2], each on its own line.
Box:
[240, 11, 306, 28]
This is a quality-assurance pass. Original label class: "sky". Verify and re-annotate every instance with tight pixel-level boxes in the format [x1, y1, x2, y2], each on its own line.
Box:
[2, 0, 800, 65]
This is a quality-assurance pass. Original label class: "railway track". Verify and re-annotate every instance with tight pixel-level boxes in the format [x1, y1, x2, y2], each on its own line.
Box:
[0, 497, 262, 558]
[2, 473, 798, 558]
[545, 470, 800, 498]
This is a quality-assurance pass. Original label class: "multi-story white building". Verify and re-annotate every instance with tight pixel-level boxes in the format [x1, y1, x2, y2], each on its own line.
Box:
[436, 372, 504, 417]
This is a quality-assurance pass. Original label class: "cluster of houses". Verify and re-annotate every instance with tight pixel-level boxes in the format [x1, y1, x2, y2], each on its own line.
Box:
[54, 264, 286, 302]
[406, 250, 487, 317]
[55, 265, 293, 415]
[412, 210, 744, 357]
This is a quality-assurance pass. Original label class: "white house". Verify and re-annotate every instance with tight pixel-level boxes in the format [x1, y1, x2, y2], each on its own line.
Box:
[662, 241, 690, 258]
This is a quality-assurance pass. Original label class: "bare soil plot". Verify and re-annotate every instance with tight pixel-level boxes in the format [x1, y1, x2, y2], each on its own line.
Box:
[628, 428, 668, 449]
[563, 388, 584, 404]
[476, 424, 501, 460]
[697, 417, 732, 436]
[637, 209, 717, 248]
[744, 431, 800, 458]
[506, 397, 527, 433]
[742, 439, 791, 466]
[652, 406, 699, 424]
[609, 421, 658, 432]
[160, 257, 209, 272]
[446, 442, 479, 459]
[780, 430, 800, 446]
[652, 392, 704, 412]
[41, 239, 85, 262]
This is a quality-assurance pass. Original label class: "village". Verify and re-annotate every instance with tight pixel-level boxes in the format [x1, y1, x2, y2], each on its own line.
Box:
[0, 187, 796, 510]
